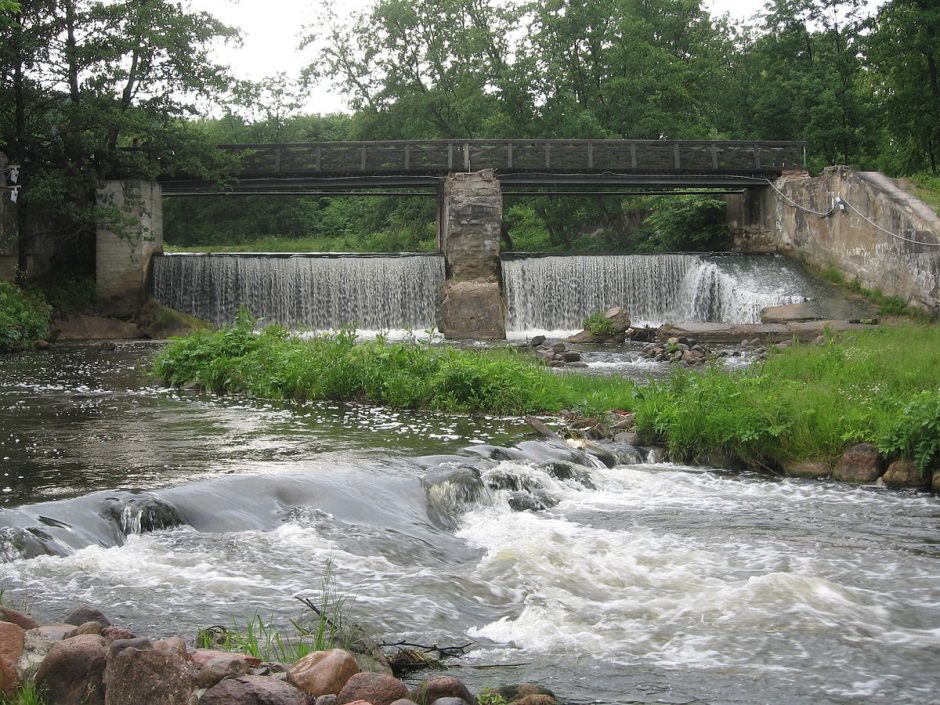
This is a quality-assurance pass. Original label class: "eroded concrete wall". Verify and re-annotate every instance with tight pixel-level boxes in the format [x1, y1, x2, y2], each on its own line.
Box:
[96, 180, 163, 314]
[437, 170, 505, 339]
[771, 167, 940, 311]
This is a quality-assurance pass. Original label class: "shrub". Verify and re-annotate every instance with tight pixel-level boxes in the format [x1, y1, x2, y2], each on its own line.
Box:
[878, 390, 940, 475]
[0, 282, 51, 352]
[582, 310, 617, 338]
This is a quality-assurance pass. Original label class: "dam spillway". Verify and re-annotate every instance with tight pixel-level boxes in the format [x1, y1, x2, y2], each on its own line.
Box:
[150, 252, 817, 333]
[150, 253, 446, 331]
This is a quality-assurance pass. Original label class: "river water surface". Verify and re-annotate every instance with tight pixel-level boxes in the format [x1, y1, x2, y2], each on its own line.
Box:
[1, 344, 938, 705]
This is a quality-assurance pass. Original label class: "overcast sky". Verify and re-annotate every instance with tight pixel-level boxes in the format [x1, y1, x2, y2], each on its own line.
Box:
[188, 0, 872, 114]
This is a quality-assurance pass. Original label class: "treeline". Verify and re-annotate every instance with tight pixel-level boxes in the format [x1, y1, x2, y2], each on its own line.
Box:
[2, 1, 939, 267]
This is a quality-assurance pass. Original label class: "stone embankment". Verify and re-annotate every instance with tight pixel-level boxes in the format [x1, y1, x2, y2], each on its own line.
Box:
[0, 605, 558, 705]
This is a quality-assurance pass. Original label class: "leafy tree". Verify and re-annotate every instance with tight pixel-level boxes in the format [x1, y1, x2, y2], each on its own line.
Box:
[0, 0, 239, 278]
[865, 0, 940, 173]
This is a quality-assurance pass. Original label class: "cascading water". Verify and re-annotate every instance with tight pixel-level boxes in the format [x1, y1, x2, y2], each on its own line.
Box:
[151, 253, 445, 330]
[502, 253, 813, 332]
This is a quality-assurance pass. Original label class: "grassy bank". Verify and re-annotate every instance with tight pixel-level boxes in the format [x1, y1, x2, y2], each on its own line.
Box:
[0, 282, 51, 353]
[154, 316, 940, 474]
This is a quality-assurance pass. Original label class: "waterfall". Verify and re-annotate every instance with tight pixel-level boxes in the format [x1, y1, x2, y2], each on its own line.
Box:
[502, 253, 811, 332]
[151, 253, 445, 331]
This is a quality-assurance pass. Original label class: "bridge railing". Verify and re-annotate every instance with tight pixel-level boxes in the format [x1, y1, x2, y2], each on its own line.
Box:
[218, 139, 805, 178]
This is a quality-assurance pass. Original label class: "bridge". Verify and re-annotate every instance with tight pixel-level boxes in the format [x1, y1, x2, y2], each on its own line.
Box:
[102, 139, 805, 335]
[159, 139, 806, 194]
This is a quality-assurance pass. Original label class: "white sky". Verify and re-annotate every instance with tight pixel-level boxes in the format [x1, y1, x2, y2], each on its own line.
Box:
[188, 0, 870, 115]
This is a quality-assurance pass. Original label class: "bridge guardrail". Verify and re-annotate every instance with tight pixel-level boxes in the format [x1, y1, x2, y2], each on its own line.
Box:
[215, 139, 805, 178]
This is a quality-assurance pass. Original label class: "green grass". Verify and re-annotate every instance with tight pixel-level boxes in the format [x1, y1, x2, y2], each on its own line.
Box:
[0, 680, 45, 705]
[154, 314, 940, 474]
[907, 173, 940, 215]
[819, 266, 933, 320]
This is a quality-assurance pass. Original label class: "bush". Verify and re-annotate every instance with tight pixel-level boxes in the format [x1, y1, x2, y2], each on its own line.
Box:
[878, 390, 940, 475]
[582, 310, 617, 338]
[0, 282, 51, 352]
[636, 196, 731, 252]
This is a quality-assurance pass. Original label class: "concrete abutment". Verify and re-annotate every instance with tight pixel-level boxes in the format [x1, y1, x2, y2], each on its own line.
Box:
[95, 180, 164, 315]
[437, 170, 506, 340]
[735, 167, 940, 312]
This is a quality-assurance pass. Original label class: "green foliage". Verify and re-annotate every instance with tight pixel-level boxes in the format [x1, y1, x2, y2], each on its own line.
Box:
[197, 557, 350, 661]
[0, 282, 51, 352]
[637, 196, 731, 252]
[477, 693, 508, 705]
[878, 391, 940, 474]
[582, 311, 617, 338]
[0, 680, 45, 705]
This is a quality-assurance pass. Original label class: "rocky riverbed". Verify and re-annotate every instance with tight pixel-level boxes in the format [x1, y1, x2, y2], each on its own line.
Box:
[0, 603, 559, 705]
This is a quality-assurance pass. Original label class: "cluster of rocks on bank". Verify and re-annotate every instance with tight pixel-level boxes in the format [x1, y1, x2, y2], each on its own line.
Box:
[640, 336, 711, 366]
[529, 339, 587, 369]
[0, 605, 558, 705]
[783, 442, 940, 491]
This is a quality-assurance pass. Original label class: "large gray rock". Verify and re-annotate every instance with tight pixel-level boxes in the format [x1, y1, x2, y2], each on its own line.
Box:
[200, 675, 309, 705]
[0, 621, 25, 697]
[833, 443, 884, 483]
[104, 646, 195, 705]
[287, 648, 360, 697]
[336, 672, 410, 705]
[35, 634, 108, 705]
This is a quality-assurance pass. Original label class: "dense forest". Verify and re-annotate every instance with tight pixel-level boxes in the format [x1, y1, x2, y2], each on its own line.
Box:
[2, 0, 939, 268]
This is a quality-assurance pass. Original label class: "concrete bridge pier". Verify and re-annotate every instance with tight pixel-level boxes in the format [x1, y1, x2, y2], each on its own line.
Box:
[96, 180, 163, 314]
[437, 169, 506, 339]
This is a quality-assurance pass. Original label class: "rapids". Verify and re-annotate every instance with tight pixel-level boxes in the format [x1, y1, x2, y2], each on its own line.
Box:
[1, 345, 938, 705]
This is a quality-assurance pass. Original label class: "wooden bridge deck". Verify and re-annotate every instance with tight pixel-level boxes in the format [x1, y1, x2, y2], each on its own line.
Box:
[160, 139, 805, 193]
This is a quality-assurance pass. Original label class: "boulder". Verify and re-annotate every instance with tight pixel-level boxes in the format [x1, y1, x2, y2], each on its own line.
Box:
[833, 443, 884, 483]
[154, 636, 188, 658]
[490, 685, 558, 705]
[104, 646, 194, 705]
[17, 628, 54, 681]
[35, 634, 108, 705]
[415, 675, 476, 705]
[567, 307, 631, 343]
[0, 621, 25, 696]
[35, 623, 78, 641]
[66, 621, 104, 637]
[194, 654, 256, 689]
[100, 626, 137, 642]
[63, 606, 111, 628]
[336, 672, 410, 705]
[287, 648, 360, 697]
[200, 675, 309, 705]
[882, 460, 930, 489]
[933, 470, 940, 493]
[783, 461, 831, 479]
[191, 649, 261, 668]
[316, 696, 339, 705]
[0, 608, 38, 631]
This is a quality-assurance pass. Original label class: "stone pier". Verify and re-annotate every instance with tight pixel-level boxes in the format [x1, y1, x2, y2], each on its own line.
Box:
[437, 170, 505, 339]
[96, 180, 163, 314]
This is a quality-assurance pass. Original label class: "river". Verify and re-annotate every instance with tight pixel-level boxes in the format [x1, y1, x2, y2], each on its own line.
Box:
[1, 343, 938, 705]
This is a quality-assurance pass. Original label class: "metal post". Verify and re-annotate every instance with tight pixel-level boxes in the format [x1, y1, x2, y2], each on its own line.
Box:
[507, 142, 513, 169]
[629, 143, 637, 169]
[673, 143, 681, 170]
[587, 142, 594, 169]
